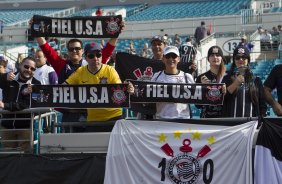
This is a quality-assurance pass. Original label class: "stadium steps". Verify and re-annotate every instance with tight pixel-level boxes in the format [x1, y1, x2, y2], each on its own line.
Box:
[256, 50, 278, 61]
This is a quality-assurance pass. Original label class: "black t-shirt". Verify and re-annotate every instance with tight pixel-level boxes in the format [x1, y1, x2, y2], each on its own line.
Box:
[264, 64, 282, 105]
[195, 70, 223, 118]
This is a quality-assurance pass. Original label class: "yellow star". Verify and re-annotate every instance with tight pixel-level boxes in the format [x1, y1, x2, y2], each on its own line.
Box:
[158, 133, 167, 142]
[187, 128, 193, 133]
[192, 131, 202, 140]
[207, 136, 216, 145]
[173, 131, 182, 139]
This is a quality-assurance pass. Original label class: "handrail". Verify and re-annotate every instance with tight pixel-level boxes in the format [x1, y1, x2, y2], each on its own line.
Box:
[0, 108, 56, 154]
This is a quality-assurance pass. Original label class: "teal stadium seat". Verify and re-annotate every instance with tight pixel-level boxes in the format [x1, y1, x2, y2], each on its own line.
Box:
[126, 0, 250, 21]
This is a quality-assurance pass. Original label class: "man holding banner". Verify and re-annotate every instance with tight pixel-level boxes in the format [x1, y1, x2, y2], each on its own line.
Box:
[64, 42, 123, 131]
[0, 57, 40, 151]
[30, 15, 124, 125]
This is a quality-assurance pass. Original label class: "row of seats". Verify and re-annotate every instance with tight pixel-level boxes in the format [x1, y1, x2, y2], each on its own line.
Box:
[0, 8, 63, 25]
[126, 0, 250, 21]
[270, 7, 282, 13]
[0, 0, 251, 25]
[70, 4, 141, 17]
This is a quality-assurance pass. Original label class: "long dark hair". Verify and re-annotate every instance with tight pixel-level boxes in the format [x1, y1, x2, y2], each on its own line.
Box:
[230, 63, 258, 107]
[216, 59, 226, 82]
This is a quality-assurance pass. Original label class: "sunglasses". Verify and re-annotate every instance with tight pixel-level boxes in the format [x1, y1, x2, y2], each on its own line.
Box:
[235, 55, 248, 60]
[210, 53, 221, 57]
[68, 47, 82, 52]
[87, 52, 102, 59]
[164, 53, 178, 59]
[23, 65, 36, 71]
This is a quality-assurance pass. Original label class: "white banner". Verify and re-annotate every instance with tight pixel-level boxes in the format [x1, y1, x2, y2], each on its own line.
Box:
[104, 120, 257, 184]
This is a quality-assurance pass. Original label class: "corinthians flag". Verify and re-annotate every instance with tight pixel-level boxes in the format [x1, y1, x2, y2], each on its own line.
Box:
[254, 119, 282, 184]
[104, 120, 257, 184]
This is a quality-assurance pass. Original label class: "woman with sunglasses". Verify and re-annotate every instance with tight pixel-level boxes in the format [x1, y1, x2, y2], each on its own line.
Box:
[150, 45, 194, 119]
[195, 46, 226, 118]
[221, 46, 267, 117]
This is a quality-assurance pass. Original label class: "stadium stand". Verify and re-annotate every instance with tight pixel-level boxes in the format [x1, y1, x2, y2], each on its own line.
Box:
[0, 0, 281, 151]
[0, 8, 65, 25]
[126, 0, 250, 21]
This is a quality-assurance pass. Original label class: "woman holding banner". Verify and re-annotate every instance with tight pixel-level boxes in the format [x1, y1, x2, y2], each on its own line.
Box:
[221, 46, 267, 117]
[150, 46, 195, 119]
[196, 46, 226, 118]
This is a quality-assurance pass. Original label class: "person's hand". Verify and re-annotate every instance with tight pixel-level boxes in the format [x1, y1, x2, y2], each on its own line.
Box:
[7, 71, 15, 81]
[120, 20, 125, 32]
[28, 18, 33, 28]
[200, 75, 210, 83]
[235, 74, 245, 86]
[272, 101, 282, 116]
[222, 84, 227, 95]
[22, 83, 33, 95]
[0, 101, 4, 109]
[125, 81, 134, 95]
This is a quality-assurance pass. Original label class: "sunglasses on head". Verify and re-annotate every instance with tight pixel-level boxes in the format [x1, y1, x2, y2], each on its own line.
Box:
[68, 47, 82, 52]
[210, 53, 221, 57]
[86, 52, 102, 59]
[164, 53, 178, 59]
[235, 55, 248, 60]
[23, 65, 36, 71]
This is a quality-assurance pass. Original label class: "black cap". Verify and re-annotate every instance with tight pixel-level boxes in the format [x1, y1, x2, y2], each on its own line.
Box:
[84, 42, 101, 54]
[208, 46, 224, 58]
[233, 46, 250, 62]
[151, 35, 168, 44]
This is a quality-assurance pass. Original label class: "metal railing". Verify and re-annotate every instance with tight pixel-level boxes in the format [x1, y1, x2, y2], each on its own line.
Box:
[0, 108, 57, 154]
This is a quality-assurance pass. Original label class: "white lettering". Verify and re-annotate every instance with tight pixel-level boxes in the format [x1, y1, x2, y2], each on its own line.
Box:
[69, 87, 76, 103]
[53, 87, 59, 102]
[100, 87, 109, 103]
[78, 87, 87, 103]
[51, 19, 58, 34]
[183, 85, 192, 99]
[192, 86, 202, 100]
[75, 20, 83, 35]
[172, 85, 180, 98]
[85, 20, 93, 35]
[93, 21, 103, 35]
[89, 87, 98, 103]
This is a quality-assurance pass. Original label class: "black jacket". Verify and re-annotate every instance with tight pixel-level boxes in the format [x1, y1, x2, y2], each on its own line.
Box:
[221, 73, 267, 117]
[0, 73, 41, 129]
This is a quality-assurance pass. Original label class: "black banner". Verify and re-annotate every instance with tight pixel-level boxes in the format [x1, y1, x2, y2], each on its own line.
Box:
[31, 84, 129, 108]
[129, 80, 224, 105]
[115, 52, 192, 82]
[31, 15, 122, 38]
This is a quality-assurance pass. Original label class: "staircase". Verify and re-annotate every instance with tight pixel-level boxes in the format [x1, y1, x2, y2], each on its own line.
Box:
[255, 50, 278, 61]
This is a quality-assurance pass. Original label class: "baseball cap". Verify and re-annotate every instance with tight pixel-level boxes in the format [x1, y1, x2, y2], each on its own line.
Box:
[207, 46, 224, 58]
[164, 46, 179, 56]
[84, 42, 101, 53]
[241, 35, 247, 40]
[233, 46, 250, 61]
[0, 56, 6, 61]
[151, 35, 168, 44]
[185, 36, 192, 42]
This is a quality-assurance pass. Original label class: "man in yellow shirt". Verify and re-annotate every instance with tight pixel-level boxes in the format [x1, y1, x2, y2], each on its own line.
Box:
[65, 42, 123, 123]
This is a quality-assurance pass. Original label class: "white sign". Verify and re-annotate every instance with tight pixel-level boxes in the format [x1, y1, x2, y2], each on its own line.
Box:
[222, 39, 241, 54]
